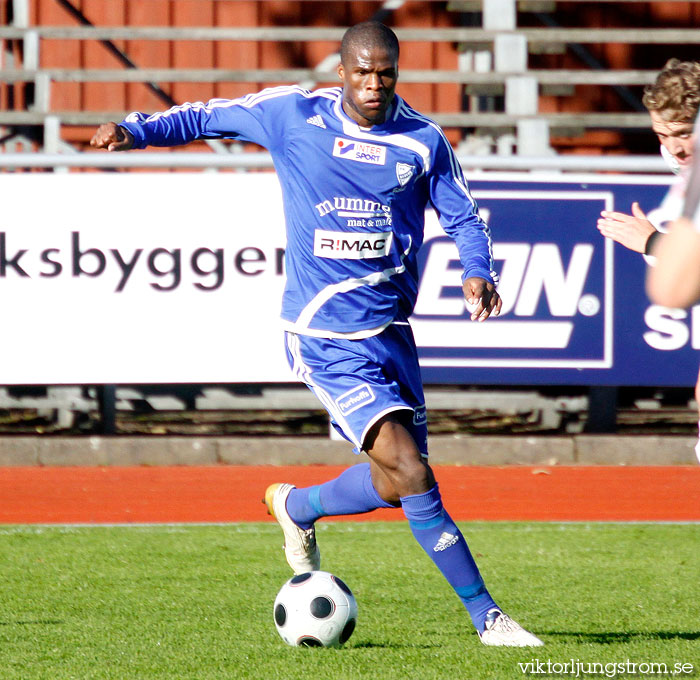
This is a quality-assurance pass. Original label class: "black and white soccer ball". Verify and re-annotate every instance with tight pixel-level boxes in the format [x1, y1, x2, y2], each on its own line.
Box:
[273, 571, 358, 648]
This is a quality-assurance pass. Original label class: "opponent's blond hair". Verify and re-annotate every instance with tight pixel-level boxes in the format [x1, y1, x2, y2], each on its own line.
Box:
[642, 58, 700, 122]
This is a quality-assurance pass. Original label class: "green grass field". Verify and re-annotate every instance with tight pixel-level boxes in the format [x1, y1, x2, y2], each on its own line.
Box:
[0, 522, 698, 680]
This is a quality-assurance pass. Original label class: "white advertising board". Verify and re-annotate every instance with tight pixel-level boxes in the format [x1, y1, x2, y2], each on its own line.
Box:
[1, 170, 679, 386]
[0, 172, 294, 383]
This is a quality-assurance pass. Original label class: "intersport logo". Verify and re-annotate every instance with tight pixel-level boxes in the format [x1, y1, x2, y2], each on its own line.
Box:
[332, 137, 387, 165]
[0, 232, 285, 292]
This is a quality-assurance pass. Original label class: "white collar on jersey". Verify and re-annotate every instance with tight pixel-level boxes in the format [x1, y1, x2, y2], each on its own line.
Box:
[332, 94, 432, 172]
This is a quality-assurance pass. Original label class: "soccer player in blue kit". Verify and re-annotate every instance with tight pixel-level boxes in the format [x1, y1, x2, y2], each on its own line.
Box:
[91, 21, 543, 647]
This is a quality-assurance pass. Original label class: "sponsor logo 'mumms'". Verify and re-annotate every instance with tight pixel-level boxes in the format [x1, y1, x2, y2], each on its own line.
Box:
[315, 196, 391, 218]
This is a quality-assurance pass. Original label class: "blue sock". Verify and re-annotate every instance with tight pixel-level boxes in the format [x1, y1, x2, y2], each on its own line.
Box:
[286, 463, 394, 529]
[400, 484, 498, 632]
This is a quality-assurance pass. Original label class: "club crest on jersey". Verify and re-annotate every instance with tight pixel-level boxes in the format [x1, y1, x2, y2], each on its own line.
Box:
[396, 162, 415, 186]
[332, 137, 386, 165]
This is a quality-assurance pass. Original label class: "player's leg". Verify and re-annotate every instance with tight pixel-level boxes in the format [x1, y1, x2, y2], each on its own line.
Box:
[365, 413, 543, 647]
[264, 330, 406, 573]
[271, 416, 421, 536]
[364, 413, 497, 629]
[265, 462, 396, 572]
[267, 329, 543, 644]
[271, 330, 406, 528]
[283, 462, 397, 531]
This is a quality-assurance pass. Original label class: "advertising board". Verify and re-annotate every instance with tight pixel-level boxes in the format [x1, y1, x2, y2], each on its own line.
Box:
[0, 171, 692, 386]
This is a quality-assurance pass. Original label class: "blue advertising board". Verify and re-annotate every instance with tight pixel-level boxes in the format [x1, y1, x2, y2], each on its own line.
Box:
[415, 173, 697, 387]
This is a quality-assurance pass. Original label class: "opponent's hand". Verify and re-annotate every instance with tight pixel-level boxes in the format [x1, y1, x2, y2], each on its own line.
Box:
[90, 122, 134, 152]
[597, 202, 656, 253]
[462, 277, 501, 322]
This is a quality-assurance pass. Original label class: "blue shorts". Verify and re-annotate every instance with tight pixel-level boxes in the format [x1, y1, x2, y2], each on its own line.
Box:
[285, 323, 428, 456]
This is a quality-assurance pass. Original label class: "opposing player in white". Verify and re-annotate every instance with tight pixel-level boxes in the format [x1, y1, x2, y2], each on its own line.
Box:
[648, 123, 700, 462]
[597, 59, 700, 463]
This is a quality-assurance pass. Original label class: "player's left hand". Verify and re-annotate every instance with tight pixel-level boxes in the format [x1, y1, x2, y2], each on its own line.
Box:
[462, 277, 501, 322]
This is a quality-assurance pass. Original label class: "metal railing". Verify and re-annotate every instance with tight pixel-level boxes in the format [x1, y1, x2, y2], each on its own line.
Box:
[0, 152, 672, 173]
[0, 110, 654, 131]
[0, 67, 661, 86]
[3, 25, 700, 44]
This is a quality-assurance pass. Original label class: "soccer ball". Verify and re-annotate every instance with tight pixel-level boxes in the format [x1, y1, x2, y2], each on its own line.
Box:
[273, 571, 358, 648]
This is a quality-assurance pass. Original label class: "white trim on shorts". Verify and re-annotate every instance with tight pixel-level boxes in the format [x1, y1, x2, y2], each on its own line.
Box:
[359, 405, 423, 456]
[285, 331, 362, 449]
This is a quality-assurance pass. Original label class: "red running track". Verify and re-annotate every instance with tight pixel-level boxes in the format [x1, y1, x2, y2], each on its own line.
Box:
[0, 465, 698, 524]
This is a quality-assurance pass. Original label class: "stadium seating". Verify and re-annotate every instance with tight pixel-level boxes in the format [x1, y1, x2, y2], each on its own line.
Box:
[2, 0, 700, 156]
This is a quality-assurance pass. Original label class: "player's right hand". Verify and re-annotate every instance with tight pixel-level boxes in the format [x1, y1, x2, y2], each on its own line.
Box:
[90, 122, 134, 152]
[462, 277, 501, 322]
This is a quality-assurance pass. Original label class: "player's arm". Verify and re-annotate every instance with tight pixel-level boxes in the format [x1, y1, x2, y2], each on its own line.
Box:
[597, 201, 657, 253]
[90, 91, 289, 152]
[427, 135, 500, 321]
[646, 216, 700, 307]
[647, 142, 700, 306]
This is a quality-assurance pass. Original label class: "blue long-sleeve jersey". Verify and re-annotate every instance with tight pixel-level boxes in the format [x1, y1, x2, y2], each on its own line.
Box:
[121, 86, 497, 338]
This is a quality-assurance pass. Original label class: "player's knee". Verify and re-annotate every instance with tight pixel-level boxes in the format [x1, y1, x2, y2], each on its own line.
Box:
[364, 414, 434, 496]
[372, 457, 431, 501]
[404, 456, 434, 492]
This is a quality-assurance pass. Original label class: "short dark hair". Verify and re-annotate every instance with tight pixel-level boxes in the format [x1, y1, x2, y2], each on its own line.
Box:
[642, 58, 700, 122]
[340, 21, 399, 65]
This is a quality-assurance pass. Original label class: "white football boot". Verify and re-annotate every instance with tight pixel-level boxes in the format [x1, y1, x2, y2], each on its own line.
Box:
[479, 609, 544, 647]
[264, 483, 321, 574]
